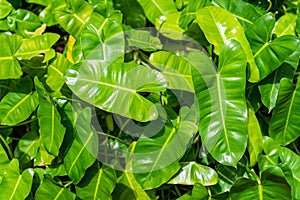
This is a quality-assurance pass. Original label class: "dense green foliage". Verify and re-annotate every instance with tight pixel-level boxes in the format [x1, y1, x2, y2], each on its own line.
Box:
[0, 0, 300, 199]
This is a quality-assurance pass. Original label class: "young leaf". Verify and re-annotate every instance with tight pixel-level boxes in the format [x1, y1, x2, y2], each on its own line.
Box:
[0, 0, 12, 19]
[247, 106, 263, 167]
[136, 0, 178, 25]
[273, 13, 296, 37]
[0, 34, 22, 79]
[7, 9, 41, 36]
[15, 33, 60, 60]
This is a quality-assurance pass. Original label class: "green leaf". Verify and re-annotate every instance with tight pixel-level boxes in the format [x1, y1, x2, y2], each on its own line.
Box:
[230, 168, 292, 200]
[269, 78, 300, 145]
[115, 0, 146, 28]
[0, 142, 9, 165]
[0, 0, 13, 19]
[0, 91, 38, 125]
[115, 142, 151, 200]
[258, 63, 296, 112]
[0, 167, 33, 200]
[36, 143, 55, 166]
[191, 184, 209, 200]
[297, 2, 300, 35]
[160, 12, 185, 40]
[64, 107, 98, 184]
[65, 61, 167, 122]
[0, 34, 23, 79]
[28, 0, 64, 26]
[149, 51, 194, 92]
[279, 147, 300, 200]
[72, 14, 124, 62]
[212, 0, 264, 28]
[247, 106, 263, 167]
[136, 0, 178, 25]
[54, 0, 93, 37]
[76, 164, 117, 200]
[15, 33, 60, 60]
[133, 106, 198, 189]
[35, 177, 76, 200]
[89, 0, 116, 18]
[216, 156, 248, 187]
[46, 53, 71, 91]
[257, 137, 280, 172]
[126, 29, 162, 51]
[197, 40, 247, 166]
[7, 9, 41, 36]
[35, 78, 66, 156]
[245, 13, 299, 81]
[168, 162, 218, 186]
[14, 130, 39, 165]
[179, 0, 206, 29]
[196, 6, 259, 82]
[273, 13, 296, 37]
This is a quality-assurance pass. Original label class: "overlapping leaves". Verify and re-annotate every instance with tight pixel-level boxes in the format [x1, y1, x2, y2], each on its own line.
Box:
[0, 0, 299, 199]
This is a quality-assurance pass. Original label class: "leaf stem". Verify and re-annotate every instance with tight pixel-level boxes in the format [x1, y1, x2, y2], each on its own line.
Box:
[293, 142, 300, 155]
[98, 131, 128, 145]
[266, 0, 272, 12]
[0, 134, 13, 159]
[174, 186, 182, 197]
[64, 181, 73, 188]
[0, 118, 38, 129]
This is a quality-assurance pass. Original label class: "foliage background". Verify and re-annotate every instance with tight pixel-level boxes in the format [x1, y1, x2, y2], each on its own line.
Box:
[0, 0, 300, 199]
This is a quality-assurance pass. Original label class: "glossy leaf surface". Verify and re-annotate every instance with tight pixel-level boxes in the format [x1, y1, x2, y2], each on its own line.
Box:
[65, 61, 167, 122]
[35, 177, 76, 200]
[196, 6, 259, 82]
[64, 107, 98, 184]
[197, 40, 247, 167]
[168, 162, 218, 186]
[269, 78, 300, 145]
[0, 91, 38, 125]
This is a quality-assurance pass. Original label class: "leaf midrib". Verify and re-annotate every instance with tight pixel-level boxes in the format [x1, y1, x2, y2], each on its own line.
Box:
[9, 174, 22, 200]
[1, 93, 32, 123]
[216, 73, 231, 152]
[75, 78, 136, 93]
[94, 169, 102, 199]
[67, 131, 94, 175]
[149, 127, 176, 172]
[282, 89, 296, 142]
